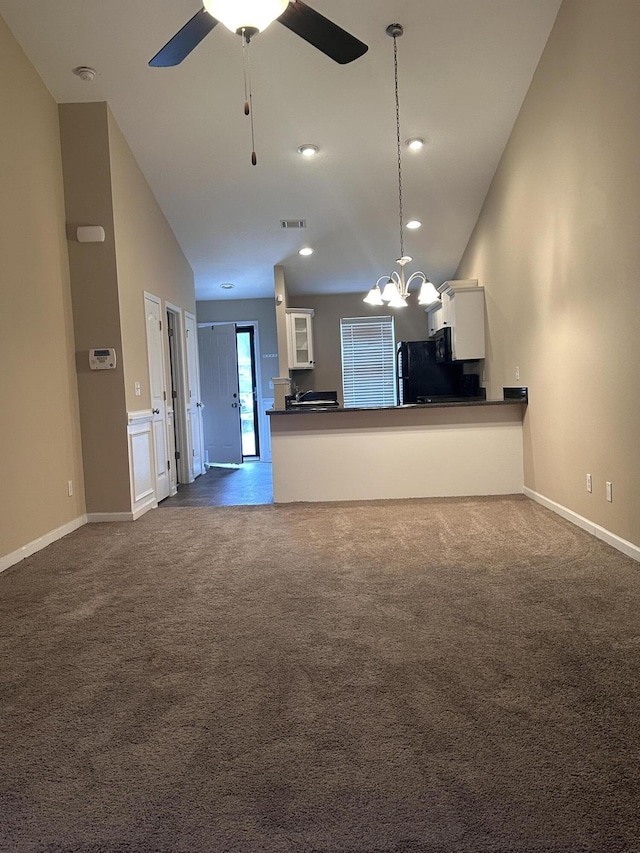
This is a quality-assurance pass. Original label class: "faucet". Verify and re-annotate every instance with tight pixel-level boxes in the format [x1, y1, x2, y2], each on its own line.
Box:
[295, 389, 313, 402]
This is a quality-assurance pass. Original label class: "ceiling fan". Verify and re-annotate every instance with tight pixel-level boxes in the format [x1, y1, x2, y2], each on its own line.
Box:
[149, 0, 369, 67]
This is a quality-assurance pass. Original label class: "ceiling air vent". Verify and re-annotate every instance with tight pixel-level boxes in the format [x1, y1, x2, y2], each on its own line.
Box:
[280, 219, 307, 229]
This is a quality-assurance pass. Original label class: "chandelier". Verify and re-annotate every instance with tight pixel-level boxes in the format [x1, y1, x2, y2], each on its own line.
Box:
[364, 24, 440, 309]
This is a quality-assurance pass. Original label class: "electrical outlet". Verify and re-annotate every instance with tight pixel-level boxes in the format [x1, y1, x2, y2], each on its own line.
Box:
[586, 473, 592, 493]
[515, 366, 520, 381]
[134, 381, 141, 396]
[606, 481, 613, 502]
[68, 480, 74, 497]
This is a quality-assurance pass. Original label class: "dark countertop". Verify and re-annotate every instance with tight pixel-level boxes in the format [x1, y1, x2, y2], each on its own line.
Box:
[267, 390, 527, 416]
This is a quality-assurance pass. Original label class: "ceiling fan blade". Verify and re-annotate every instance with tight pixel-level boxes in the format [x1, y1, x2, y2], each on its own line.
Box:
[149, 8, 218, 67]
[277, 1, 368, 65]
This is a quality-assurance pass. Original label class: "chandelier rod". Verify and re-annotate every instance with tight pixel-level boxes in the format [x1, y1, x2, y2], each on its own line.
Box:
[392, 26, 404, 262]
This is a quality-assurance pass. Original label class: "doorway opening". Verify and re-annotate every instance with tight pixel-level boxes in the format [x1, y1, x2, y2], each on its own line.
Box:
[236, 325, 260, 459]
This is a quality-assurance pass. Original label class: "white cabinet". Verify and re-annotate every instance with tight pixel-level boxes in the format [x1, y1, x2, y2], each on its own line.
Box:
[427, 304, 443, 337]
[286, 308, 315, 369]
[426, 280, 485, 361]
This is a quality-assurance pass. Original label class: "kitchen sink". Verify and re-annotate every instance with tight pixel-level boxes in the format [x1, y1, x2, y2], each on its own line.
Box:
[285, 390, 339, 410]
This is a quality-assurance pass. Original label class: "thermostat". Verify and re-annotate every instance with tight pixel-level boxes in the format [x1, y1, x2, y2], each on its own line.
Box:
[89, 348, 116, 370]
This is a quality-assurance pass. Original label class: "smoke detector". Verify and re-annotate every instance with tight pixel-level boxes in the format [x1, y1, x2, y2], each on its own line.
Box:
[73, 66, 97, 82]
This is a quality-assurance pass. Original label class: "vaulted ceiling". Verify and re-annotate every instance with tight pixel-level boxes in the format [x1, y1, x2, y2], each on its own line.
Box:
[0, 0, 561, 299]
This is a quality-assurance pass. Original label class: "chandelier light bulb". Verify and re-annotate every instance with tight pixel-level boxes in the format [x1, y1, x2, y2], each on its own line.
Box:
[417, 279, 440, 306]
[363, 284, 384, 306]
[381, 279, 400, 303]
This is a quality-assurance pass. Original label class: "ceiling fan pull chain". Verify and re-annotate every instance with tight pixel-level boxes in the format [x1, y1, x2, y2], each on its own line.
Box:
[241, 30, 250, 115]
[241, 29, 258, 165]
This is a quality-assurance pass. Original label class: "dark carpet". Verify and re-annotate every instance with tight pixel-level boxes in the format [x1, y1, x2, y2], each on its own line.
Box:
[1, 495, 639, 852]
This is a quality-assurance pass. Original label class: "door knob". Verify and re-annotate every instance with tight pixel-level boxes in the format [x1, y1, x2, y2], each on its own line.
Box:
[152, 407, 160, 414]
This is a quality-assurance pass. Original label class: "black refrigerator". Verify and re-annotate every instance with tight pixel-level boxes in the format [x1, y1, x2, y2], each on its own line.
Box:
[396, 340, 463, 404]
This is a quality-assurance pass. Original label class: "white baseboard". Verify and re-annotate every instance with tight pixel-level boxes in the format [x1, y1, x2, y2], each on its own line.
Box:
[132, 496, 157, 521]
[87, 497, 157, 524]
[0, 515, 87, 575]
[86, 511, 135, 523]
[523, 487, 640, 563]
[1, 500, 159, 573]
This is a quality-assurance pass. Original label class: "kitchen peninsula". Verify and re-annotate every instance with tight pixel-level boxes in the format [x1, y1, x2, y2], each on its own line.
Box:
[267, 392, 527, 503]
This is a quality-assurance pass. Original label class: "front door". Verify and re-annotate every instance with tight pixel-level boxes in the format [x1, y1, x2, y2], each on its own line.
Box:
[144, 292, 170, 501]
[198, 323, 243, 465]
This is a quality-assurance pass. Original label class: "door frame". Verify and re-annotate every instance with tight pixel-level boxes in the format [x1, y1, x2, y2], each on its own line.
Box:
[143, 291, 171, 502]
[197, 319, 265, 462]
[184, 310, 205, 479]
[235, 324, 261, 459]
[165, 302, 192, 485]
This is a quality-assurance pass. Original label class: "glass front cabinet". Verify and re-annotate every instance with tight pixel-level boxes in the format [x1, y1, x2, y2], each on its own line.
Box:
[286, 308, 315, 369]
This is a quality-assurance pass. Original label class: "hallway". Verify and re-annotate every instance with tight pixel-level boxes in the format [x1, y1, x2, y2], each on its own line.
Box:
[159, 462, 273, 507]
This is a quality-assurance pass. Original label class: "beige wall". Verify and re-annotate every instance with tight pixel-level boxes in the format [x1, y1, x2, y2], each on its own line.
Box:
[197, 297, 278, 398]
[273, 265, 290, 379]
[59, 103, 130, 514]
[290, 293, 430, 403]
[58, 102, 195, 515]
[0, 17, 85, 558]
[108, 111, 195, 413]
[456, 0, 640, 548]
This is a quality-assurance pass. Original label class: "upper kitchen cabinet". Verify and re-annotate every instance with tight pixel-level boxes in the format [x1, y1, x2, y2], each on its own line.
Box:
[427, 303, 444, 337]
[286, 308, 315, 369]
[426, 280, 485, 360]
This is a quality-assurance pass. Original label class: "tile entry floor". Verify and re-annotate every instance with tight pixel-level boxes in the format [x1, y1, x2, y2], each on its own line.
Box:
[159, 462, 273, 507]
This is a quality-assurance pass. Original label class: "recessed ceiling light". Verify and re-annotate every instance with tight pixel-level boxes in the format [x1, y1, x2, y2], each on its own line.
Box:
[298, 247, 314, 256]
[406, 220, 422, 230]
[219, 283, 235, 290]
[405, 137, 426, 151]
[297, 144, 319, 157]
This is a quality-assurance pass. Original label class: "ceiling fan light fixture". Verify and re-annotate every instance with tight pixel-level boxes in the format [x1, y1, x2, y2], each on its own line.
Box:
[204, 0, 289, 34]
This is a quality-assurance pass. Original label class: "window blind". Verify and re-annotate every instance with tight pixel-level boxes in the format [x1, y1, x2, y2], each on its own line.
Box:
[340, 316, 397, 408]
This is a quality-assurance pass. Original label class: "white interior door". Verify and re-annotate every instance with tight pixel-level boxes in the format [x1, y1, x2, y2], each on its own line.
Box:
[198, 323, 242, 465]
[144, 292, 170, 501]
[184, 311, 204, 478]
